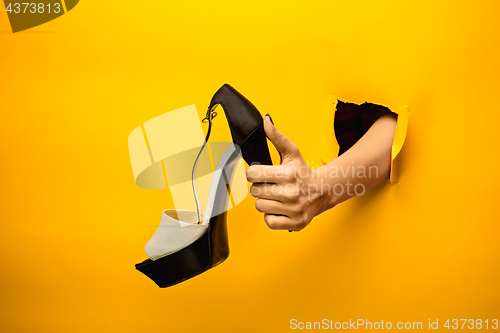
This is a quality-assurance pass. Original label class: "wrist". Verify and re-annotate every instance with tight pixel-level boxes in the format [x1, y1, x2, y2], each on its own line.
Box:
[311, 166, 339, 215]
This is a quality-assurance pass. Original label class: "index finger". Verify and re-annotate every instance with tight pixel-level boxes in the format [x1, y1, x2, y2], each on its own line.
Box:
[246, 165, 285, 184]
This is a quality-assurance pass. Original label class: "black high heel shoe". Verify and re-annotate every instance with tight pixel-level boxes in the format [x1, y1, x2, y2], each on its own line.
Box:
[204, 84, 273, 166]
[135, 84, 272, 288]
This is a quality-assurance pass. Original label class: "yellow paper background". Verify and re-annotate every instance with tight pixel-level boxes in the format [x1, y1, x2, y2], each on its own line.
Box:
[1, 1, 499, 332]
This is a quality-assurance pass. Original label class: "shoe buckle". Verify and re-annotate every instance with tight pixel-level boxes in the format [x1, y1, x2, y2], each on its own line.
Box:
[202, 106, 218, 123]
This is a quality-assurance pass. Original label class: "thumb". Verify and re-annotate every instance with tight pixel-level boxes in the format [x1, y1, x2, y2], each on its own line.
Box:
[264, 115, 300, 164]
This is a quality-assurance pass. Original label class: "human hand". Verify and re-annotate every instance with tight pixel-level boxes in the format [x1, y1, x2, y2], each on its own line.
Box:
[245, 115, 328, 231]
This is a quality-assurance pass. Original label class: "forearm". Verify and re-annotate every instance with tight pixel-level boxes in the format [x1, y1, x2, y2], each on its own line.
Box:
[313, 115, 397, 212]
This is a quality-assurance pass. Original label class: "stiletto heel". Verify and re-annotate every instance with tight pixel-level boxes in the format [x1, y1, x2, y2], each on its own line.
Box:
[133, 84, 272, 288]
[205, 84, 272, 166]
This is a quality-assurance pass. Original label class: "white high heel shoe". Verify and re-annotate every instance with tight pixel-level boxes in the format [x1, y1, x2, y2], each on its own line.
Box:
[129, 84, 272, 287]
[143, 142, 241, 260]
[129, 105, 247, 288]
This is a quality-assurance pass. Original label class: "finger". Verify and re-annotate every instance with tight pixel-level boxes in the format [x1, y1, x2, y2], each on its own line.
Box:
[264, 214, 298, 231]
[264, 115, 300, 163]
[246, 165, 286, 184]
[249, 183, 284, 202]
[255, 198, 290, 216]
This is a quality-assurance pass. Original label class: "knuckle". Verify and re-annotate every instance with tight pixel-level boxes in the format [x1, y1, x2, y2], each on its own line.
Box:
[284, 168, 295, 180]
[293, 202, 305, 215]
[298, 196, 309, 208]
[288, 191, 299, 203]
[271, 184, 283, 196]
[281, 191, 293, 202]
[295, 217, 308, 231]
